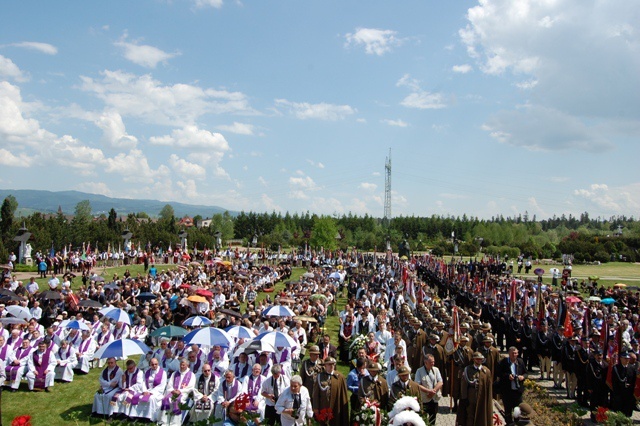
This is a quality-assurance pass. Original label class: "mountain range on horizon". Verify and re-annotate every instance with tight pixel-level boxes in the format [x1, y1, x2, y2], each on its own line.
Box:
[0, 189, 235, 218]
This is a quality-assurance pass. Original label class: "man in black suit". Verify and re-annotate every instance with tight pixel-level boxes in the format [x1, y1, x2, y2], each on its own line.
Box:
[317, 334, 338, 361]
[497, 346, 528, 426]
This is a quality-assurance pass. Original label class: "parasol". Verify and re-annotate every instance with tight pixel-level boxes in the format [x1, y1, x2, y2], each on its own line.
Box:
[5, 305, 32, 320]
[182, 327, 232, 348]
[588, 296, 602, 302]
[187, 295, 208, 304]
[137, 292, 157, 302]
[613, 283, 627, 288]
[183, 316, 213, 327]
[262, 305, 295, 317]
[150, 325, 189, 338]
[601, 298, 616, 305]
[589, 275, 600, 281]
[103, 308, 132, 325]
[534, 268, 545, 276]
[253, 331, 297, 348]
[225, 325, 256, 340]
[93, 338, 150, 360]
[233, 339, 276, 357]
[39, 290, 62, 300]
[78, 299, 102, 308]
[294, 315, 318, 323]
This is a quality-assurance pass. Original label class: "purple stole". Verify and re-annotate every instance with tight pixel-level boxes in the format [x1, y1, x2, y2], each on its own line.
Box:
[78, 338, 92, 355]
[246, 375, 262, 411]
[0, 344, 9, 361]
[261, 362, 271, 376]
[132, 325, 146, 339]
[32, 348, 52, 389]
[207, 356, 223, 378]
[161, 370, 193, 414]
[113, 368, 140, 403]
[175, 347, 188, 358]
[102, 365, 121, 390]
[8, 336, 23, 350]
[98, 330, 112, 346]
[272, 348, 289, 364]
[222, 379, 240, 401]
[131, 368, 165, 405]
[58, 345, 72, 361]
[7, 347, 31, 381]
[235, 362, 249, 378]
[67, 332, 81, 347]
[190, 357, 202, 374]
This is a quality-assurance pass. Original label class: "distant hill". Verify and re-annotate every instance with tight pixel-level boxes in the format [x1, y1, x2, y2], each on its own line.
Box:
[0, 189, 236, 218]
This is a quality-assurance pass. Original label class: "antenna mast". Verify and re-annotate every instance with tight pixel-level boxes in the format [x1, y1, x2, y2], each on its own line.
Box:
[384, 148, 392, 227]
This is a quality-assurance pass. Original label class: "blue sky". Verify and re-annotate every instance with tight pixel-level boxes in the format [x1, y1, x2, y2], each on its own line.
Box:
[1, 0, 638, 219]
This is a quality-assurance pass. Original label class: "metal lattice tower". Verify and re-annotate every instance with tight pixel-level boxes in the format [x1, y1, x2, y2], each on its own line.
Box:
[384, 148, 392, 226]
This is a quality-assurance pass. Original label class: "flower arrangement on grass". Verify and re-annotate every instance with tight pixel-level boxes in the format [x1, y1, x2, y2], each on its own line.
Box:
[349, 334, 367, 359]
[352, 398, 384, 426]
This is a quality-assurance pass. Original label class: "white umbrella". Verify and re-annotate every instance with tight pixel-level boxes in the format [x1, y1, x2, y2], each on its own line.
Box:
[262, 305, 295, 317]
[103, 308, 131, 325]
[182, 327, 232, 348]
[225, 325, 256, 340]
[61, 319, 91, 331]
[0, 317, 28, 325]
[254, 331, 298, 348]
[183, 316, 213, 327]
[6, 305, 32, 321]
[93, 338, 151, 360]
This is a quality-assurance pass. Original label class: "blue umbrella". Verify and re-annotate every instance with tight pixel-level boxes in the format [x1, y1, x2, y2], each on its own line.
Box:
[225, 325, 255, 340]
[254, 331, 297, 348]
[93, 338, 150, 360]
[103, 308, 132, 325]
[601, 298, 616, 305]
[62, 319, 91, 331]
[262, 305, 295, 317]
[183, 316, 212, 327]
[183, 327, 232, 348]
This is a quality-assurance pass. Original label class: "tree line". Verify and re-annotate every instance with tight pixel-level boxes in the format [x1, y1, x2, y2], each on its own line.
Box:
[0, 196, 638, 263]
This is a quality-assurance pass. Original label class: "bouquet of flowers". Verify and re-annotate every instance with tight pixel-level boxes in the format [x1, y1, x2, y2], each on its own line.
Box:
[311, 407, 334, 426]
[353, 399, 384, 426]
[232, 393, 260, 426]
[11, 416, 32, 426]
[349, 334, 367, 359]
[592, 407, 633, 426]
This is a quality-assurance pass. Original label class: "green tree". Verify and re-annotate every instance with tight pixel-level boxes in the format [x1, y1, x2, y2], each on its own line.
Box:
[0, 195, 18, 238]
[74, 200, 92, 222]
[310, 216, 339, 251]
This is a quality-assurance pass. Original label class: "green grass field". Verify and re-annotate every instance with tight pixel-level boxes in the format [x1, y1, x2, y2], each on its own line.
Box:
[2, 261, 638, 424]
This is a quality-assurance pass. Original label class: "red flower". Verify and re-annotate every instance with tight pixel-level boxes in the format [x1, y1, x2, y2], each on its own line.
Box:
[11, 416, 32, 426]
[595, 406, 609, 423]
[316, 407, 334, 423]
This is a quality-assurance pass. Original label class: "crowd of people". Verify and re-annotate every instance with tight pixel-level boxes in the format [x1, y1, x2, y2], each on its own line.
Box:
[1, 247, 639, 426]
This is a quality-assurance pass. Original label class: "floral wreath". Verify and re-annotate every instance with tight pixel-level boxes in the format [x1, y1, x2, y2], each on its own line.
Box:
[388, 396, 422, 423]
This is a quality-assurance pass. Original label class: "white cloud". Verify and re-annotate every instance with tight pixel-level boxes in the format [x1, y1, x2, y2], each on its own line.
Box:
[306, 160, 325, 169]
[76, 182, 113, 197]
[397, 74, 446, 110]
[0, 148, 34, 167]
[574, 183, 640, 214]
[176, 179, 199, 199]
[452, 64, 472, 74]
[289, 173, 319, 199]
[10, 42, 58, 55]
[344, 28, 403, 56]
[258, 176, 268, 187]
[382, 118, 408, 127]
[0, 55, 27, 82]
[359, 182, 377, 191]
[193, 0, 223, 8]
[460, 0, 640, 151]
[95, 110, 138, 149]
[261, 194, 281, 211]
[150, 125, 230, 150]
[275, 99, 355, 121]
[114, 36, 178, 68]
[483, 105, 614, 152]
[169, 154, 206, 179]
[217, 122, 255, 135]
[0, 82, 43, 142]
[103, 149, 170, 183]
[80, 70, 255, 126]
